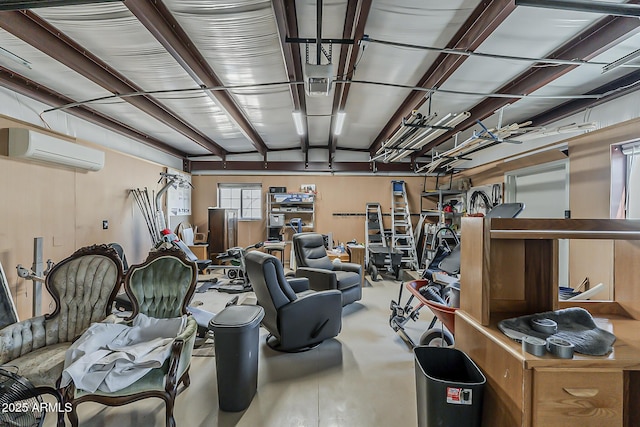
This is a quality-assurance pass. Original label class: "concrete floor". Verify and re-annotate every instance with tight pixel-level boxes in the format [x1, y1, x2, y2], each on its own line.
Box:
[44, 272, 435, 427]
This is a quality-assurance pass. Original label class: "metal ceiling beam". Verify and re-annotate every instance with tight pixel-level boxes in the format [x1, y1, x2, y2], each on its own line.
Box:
[190, 160, 413, 173]
[0, 65, 186, 158]
[414, 12, 640, 157]
[529, 69, 640, 126]
[369, 0, 516, 156]
[456, 70, 640, 169]
[327, 0, 358, 155]
[0, 0, 122, 10]
[328, 0, 372, 157]
[515, 0, 640, 18]
[0, 10, 227, 158]
[272, 0, 309, 152]
[125, 0, 268, 156]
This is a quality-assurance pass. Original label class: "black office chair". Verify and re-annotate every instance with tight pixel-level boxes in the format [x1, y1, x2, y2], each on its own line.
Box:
[292, 232, 362, 306]
[245, 251, 342, 352]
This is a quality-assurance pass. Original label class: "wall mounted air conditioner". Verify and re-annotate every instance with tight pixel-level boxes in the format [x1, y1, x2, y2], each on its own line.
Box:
[5, 128, 105, 171]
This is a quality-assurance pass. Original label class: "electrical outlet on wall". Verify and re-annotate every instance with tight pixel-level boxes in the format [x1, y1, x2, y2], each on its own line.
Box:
[102, 220, 109, 230]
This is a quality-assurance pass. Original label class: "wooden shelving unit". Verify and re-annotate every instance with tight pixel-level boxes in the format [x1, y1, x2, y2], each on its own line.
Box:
[456, 217, 640, 427]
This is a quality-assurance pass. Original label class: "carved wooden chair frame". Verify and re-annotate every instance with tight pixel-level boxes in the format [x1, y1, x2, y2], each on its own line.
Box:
[62, 247, 197, 427]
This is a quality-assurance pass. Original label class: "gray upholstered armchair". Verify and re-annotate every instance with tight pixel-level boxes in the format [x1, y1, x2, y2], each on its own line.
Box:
[62, 247, 198, 427]
[292, 232, 362, 306]
[245, 251, 342, 352]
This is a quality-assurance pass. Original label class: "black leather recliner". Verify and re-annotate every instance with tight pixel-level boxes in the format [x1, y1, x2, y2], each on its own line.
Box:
[245, 251, 342, 352]
[292, 232, 362, 306]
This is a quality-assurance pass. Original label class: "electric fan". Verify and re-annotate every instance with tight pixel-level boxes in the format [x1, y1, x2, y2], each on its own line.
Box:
[0, 369, 45, 427]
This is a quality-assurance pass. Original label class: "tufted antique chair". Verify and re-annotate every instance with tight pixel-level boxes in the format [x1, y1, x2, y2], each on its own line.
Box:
[245, 251, 342, 352]
[0, 244, 123, 387]
[292, 232, 362, 306]
[0, 244, 122, 427]
[63, 246, 198, 427]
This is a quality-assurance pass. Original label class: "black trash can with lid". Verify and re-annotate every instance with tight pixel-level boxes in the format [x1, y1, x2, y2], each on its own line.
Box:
[414, 346, 486, 427]
[209, 305, 264, 412]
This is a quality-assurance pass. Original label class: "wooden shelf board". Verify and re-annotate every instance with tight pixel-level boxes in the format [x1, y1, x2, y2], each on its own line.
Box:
[457, 309, 640, 371]
[491, 229, 640, 240]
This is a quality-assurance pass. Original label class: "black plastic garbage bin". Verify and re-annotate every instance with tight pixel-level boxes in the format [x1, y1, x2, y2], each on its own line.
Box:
[209, 305, 265, 412]
[414, 346, 486, 427]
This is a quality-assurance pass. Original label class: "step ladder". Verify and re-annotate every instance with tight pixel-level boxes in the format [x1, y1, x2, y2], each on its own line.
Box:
[365, 203, 386, 270]
[391, 180, 419, 270]
[419, 222, 438, 268]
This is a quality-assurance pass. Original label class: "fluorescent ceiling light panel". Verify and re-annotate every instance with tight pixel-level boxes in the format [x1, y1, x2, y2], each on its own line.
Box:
[292, 111, 305, 136]
[334, 111, 346, 135]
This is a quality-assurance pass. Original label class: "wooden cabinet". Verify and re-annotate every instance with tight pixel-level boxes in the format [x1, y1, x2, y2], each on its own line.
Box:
[455, 312, 529, 426]
[455, 218, 640, 427]
[187, 244, 208, 260]
[532, 369, 623, 426]
[207, 208, 237, 260]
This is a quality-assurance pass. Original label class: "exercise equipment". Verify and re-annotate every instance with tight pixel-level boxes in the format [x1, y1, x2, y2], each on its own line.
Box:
[130, 172, 194, 245]
[160, 229, 211, 273]
[205, 242, 265, 292]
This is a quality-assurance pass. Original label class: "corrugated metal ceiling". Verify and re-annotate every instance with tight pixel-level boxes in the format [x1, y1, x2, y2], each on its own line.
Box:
[0, 0, 637, 172]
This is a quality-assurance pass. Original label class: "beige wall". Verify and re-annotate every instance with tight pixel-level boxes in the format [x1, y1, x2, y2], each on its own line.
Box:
[1, 114, 431, 320]
[466, 117, 640, 299]
[4, 111, 638, 319]
[0, 117, 166, 319]
[191, 174, 431, 250]
[567, 117, 640, 299]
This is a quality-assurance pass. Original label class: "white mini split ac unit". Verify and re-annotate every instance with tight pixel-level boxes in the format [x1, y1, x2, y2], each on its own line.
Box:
[303, 63, 334, 96]
[6, 128, 105, 171]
